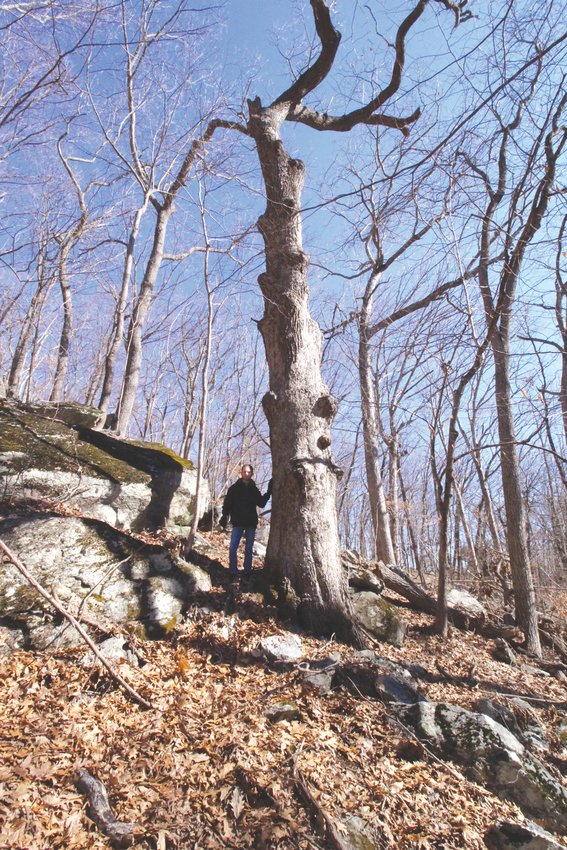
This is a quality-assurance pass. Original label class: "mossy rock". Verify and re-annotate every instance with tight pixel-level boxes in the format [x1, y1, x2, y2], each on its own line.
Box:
[0, 512, 203, 649]
[351, 591, 406, 647]
[0, 400, 205, 532]
[0, 400, 148, 484]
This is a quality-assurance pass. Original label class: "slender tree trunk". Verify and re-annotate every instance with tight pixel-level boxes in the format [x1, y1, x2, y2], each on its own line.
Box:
[114, 206, 172, 434]
[492, 334, 541, 653]
[387, 430, 400, 561]
[249, 99, 360, 643]
[187, 236, 214, 551]
[454, 480, 479, 575]
[50, 132, 89, 403]
[99, 197, 149, 414]
[397, 459, 425, 584]
[49, 242, 73, 401]
[358, 279, 396, 564]
[7, 274, 53, 398]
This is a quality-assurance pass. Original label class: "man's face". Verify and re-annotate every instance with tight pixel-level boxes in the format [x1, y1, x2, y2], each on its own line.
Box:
[241, 465, 253, 483]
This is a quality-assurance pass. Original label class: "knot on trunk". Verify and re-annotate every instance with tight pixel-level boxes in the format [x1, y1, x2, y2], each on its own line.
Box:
[312, 394, 338, 420]
[262, 391, 278, 419]
[284, 249, 308, 269]
[289, 158, 305, 176]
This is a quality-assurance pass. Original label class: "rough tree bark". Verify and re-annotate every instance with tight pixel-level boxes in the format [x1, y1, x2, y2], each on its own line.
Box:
[470, 87, 567, 655]
[50, 130, 90, 402]
[249, 98, 359, 640]
[359, 273, 396, 565]
[241, 0, 469, 641]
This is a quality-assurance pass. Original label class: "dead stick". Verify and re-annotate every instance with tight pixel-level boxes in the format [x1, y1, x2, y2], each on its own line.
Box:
[0, 536, 152, 710]
[75, 768, 137, 847]
[292, 759, 360, 850]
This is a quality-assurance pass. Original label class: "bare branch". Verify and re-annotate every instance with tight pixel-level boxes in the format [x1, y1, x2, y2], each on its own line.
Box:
[273, 0, 341, 108]
[0, 536, 152, 710]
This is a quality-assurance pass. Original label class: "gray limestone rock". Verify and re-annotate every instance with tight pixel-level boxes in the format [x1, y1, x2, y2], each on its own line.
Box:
[18, 400, 106, 429]
[484, 820, 567, 850]
[493, 638, 517, 664]
[255, 632, 304, 665]
[446, 588, 486, 620]
[80, 636, 140, 667]
[265, 701, 301, 723]
[0, 512, 208, 649]
[398, 701, 567, 835]
[298, 655, 341, 695]
[300, 668, 334, 694]
[341, 815, 381, 850]
[0, 400, 206, 533]
[350, 591, 406, 647]
[339, 655, 424, 704]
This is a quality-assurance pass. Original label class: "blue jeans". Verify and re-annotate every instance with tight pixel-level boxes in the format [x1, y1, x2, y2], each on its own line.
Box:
[229, 526, 255, 574]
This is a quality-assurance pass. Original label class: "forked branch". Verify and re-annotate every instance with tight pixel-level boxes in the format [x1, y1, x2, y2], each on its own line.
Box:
[280, 0, 470, 134]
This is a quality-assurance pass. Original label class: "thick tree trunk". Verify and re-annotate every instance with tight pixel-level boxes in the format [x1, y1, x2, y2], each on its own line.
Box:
[249, 99, 360, 643]
[358, 283, 396, 564]
[492, 335, 541, 655]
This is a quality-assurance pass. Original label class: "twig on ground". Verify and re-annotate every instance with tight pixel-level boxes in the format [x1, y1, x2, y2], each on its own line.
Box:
[292, 759, 354, 850]
[0, 536, 152, 710]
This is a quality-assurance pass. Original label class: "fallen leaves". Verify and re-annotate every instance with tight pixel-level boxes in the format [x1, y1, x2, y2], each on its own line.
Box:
[1, 542, 566, 850]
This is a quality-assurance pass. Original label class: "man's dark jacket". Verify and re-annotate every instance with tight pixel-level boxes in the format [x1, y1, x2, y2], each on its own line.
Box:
[222, 479, 271, 528]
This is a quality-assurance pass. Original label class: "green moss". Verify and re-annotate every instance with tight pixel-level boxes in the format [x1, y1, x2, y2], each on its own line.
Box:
[0, 402, 149, 484]
[162, 614, 178, 633]
[126, 439, 194, 470]
[0, 576, 43, 613]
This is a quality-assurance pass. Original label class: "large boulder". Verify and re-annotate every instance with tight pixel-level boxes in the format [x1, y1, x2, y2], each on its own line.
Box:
[0, 511, 211, 650]
[398, 701, 567, 835]
[0, 399, 207, 532]
[446, 588, 487, 621]
[350, 591, 406, 647]
[484, 820, 567, 850]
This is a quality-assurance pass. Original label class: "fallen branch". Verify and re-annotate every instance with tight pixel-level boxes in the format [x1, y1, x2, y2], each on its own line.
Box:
[293, 761, 354, 850]
[0, 536, 152, 710]
[354, 557, 561, 658]
[75, 768, 137, 847]
[478, 689, 567, 709]
[540, 628, 567, 663]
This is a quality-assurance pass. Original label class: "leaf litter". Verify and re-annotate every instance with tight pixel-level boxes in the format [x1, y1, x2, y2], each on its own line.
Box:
[1, 529, 566, 850]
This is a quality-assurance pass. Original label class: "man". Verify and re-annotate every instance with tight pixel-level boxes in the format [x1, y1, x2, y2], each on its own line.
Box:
[220, 464, 272, 577]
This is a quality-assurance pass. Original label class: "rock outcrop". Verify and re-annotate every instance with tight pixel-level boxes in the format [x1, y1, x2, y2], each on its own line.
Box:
[397, 701, 567, 835]
[0, 399, 211, 651]
[0, 511, 211, 651]
[484, 820, 567, 850]
[0, 399, 206, 532]
[342, 550, 407, 647]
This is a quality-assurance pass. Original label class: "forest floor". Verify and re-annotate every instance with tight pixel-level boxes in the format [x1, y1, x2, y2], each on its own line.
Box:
[1, 528, 566, 850]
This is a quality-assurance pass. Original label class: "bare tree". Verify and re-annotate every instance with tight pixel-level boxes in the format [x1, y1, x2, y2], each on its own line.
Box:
[460, 75, 566, 654]
[218, 0, 470, 641]
[6, 218, 56, 397]
[0, 2, 98, 157]
[49, 130, 93, 401]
